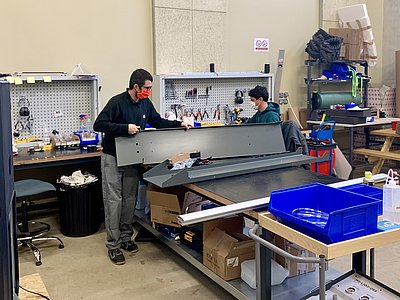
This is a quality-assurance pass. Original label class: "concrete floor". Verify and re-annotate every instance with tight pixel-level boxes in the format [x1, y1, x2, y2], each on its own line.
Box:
[18, 215, 400, 300]
[18, 216, 234, 300]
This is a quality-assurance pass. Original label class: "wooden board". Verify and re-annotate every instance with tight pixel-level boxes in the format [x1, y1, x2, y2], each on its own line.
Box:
[185, 183, 259, 219]
[19, 273, 50, 299]
[370, 128, 400, 138]
[353, 148, 400, 161]
[258, 212, 400, 260]
[13, 151, 101, 166]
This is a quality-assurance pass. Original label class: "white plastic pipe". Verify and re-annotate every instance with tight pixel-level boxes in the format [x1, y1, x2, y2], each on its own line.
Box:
[177, 173, 386, 226]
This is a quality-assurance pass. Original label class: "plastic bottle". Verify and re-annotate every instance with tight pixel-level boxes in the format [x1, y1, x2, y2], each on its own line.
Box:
[43, 123, 51, 145]
[383, 178, 400, 223]
[363, 171, 375, 186]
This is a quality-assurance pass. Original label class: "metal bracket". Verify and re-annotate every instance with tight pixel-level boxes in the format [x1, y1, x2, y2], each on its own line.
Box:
[144, 149, 328, 188]
[248, 224, 326, 300]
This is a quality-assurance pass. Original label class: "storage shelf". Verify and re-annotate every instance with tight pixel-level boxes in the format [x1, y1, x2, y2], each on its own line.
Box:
[305, 59, 368, 67]
[134, 210, 255, 300]
[135, 211, 347, 299]
[305, 78, 351, 84]
[305, 59, 369, 117]
[304, 77, 369, 85]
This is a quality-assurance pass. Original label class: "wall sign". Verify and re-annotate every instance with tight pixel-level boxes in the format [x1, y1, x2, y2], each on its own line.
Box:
[254, 38, 269, 52]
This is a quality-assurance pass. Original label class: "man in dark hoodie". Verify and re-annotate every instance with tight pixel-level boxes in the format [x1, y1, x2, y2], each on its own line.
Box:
[93, 68, 191, 265]
[245, 85, 281, 124]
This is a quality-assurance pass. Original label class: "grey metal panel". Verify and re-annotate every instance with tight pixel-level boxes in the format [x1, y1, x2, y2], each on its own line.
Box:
[115, 123, 286, 166]
[144, 151, 326, 187]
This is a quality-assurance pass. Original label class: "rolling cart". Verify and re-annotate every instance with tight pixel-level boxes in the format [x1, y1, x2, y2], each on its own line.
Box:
[308, 121, 336, 176]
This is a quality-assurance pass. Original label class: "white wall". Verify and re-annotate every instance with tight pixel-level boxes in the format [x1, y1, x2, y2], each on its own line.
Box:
[0, 0, 153, 107]
[4, 1, 389, 111]
[225, 0, 319, 109]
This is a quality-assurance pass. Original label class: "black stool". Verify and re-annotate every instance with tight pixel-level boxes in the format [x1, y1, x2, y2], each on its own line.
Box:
[15, 179, 64, 266]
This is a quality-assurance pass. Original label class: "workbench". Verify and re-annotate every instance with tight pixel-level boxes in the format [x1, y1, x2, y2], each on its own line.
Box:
[13, 148, 102, 211]
[14, 148, 102, 171]
[256, 212, 400, 299]
[354, 128, 400, 174]
[307, 117, 400, 166]
[134, 167, 341, 300]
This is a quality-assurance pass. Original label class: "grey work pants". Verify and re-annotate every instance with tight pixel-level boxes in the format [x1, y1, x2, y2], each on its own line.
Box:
[101, 153, 139, 250]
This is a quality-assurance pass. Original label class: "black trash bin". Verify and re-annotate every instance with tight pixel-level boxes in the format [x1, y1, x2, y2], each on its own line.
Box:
[57, 182, 101, 237]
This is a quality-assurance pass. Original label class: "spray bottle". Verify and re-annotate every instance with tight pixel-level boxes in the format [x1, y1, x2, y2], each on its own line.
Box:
[383, 169, 400, 223]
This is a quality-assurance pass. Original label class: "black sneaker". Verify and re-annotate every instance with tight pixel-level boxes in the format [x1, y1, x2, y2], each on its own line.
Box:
[108, 249, 125, 265]
[121, 241, 139, 253]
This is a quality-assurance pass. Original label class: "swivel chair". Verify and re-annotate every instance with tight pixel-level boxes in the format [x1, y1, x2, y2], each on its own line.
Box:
[15, 179, 64, 266]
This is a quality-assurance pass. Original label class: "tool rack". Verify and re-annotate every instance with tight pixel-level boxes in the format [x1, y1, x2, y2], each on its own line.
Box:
[153, 72, 274, 124]
[9, 74, 99, 140]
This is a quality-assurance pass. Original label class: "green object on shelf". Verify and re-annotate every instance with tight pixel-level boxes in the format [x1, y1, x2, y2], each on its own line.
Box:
[317, 92, 362, 109]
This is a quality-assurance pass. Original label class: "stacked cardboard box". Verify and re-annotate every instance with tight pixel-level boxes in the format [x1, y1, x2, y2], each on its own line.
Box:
[203, 217, 255, 280]
[273, 235, 316, 277]
[329, 28, 363, 60]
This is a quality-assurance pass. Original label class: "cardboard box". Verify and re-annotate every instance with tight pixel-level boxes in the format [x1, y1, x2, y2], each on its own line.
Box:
[345, 44, 362, 60]
[273, 235, 316, 278]
[339, 44, 346, 58]
[148, 190, 181, 227]
[203, 217, 255, 280]
[285, 243, 316, 277]
[329, 28, 362, 45]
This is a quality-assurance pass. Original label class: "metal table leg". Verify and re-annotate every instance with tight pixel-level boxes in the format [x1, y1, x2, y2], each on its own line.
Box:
[348, 127, 354, 166]
[258, 228, 272, 300]
[352, 251, 367, 273]
[370, 248, 375, 278]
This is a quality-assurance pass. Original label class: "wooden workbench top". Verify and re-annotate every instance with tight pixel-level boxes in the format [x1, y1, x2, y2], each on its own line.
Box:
[258, 212, 400, 260]
[370, 128, 400, 138]
[13, 149, 102, 166]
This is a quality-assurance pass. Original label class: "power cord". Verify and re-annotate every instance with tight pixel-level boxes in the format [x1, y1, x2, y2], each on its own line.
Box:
[19, 285, 51, 300]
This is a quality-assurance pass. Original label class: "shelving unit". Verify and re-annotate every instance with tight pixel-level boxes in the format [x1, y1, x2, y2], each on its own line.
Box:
[305, 59, 369, 117]
[134, 210, 346, 300]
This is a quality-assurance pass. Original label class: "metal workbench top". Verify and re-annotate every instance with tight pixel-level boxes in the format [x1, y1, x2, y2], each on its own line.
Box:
[186, 166, 341, 206]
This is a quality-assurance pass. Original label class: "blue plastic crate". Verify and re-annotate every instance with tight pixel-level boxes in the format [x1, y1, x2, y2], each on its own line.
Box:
[73, 131, 99, 147]
[339, 184, 383, 215]
[268, 183, 381, 244]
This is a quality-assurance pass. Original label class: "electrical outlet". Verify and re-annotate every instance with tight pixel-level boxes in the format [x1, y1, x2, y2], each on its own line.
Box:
[279, 92, 289, 99]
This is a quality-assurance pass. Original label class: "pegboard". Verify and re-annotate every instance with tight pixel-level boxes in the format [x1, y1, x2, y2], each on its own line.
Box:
[10, 76, 99, 140]
[155, 72, 274, 124]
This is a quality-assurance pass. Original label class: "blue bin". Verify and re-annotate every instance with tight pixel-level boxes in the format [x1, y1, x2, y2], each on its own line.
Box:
[309, 121, 335, 141]
[73, 131, 99, 147]
[268, 183, 381, 244]
[339, 184, 383, 215]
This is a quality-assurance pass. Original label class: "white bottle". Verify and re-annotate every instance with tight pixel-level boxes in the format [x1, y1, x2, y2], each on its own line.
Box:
[43, 123, 51, 145]
[383, 179, 400, 223]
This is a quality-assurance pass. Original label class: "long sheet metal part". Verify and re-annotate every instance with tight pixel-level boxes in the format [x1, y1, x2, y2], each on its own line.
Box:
[115, 123, 286, 166]
[177, 173, 387, 226]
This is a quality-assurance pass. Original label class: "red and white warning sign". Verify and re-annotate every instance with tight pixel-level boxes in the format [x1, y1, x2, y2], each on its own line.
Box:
[254, 38, 269, 52]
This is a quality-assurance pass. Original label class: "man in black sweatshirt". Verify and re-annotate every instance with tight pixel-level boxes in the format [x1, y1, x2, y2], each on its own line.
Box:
[94, 69, 191, 265]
